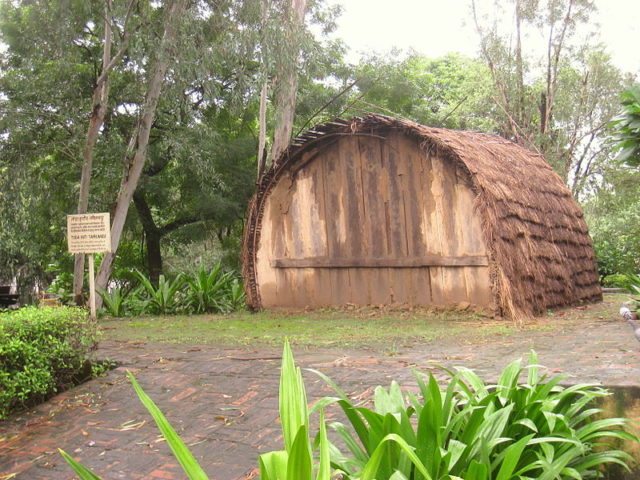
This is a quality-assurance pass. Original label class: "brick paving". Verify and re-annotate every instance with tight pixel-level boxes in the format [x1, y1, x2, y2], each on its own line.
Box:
[2, 302, 640, 479]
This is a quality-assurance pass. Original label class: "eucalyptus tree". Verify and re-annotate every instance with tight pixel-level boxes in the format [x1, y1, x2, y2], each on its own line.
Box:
[351, 51, 497, 131]
[470, 0, 629, 195]
[0, 0, 347, 302]
[0, 0, 106, 296]
[73, 0, 137, 304]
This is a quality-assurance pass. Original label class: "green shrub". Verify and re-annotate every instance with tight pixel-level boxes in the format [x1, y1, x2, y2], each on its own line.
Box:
[627, 273, 640, 299]
[0, 306, 98, 418]
[132, 270, 186, 315]
[602, 273, 634, 290]
[98, 265, 246, 317]
[182, 263, 244, 314]
[314, 351, 637, 479]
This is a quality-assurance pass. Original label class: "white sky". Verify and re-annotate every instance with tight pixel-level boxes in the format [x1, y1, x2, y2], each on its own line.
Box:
[330, 0, 640, 74]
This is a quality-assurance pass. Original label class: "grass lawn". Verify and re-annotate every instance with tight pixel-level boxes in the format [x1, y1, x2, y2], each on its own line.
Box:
[98, 293, 628, 348]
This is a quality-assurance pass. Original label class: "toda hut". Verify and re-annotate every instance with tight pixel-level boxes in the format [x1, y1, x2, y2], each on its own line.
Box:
[242, 115, 602, 320]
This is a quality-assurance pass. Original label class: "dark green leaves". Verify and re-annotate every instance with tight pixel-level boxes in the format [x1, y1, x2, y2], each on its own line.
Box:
[610, 85, 640, 167]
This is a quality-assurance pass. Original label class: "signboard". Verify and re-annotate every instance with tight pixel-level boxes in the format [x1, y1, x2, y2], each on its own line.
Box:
[67, 213, 111, 254]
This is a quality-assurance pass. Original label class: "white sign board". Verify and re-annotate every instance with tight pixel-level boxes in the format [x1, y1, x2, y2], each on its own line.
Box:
[67, 213, 112, 254]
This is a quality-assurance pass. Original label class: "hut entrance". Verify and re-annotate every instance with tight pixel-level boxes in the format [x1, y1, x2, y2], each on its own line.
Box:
[254, 132, 493, 309]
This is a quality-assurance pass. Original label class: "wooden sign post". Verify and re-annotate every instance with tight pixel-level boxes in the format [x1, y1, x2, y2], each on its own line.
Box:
[67, 213, 111, 320]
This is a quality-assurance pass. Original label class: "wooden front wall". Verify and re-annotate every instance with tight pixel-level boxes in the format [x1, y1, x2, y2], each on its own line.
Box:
[255, 132, 493, 309]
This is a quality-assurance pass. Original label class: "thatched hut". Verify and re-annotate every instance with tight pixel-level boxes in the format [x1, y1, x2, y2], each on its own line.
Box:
[242, 115, 602, 320]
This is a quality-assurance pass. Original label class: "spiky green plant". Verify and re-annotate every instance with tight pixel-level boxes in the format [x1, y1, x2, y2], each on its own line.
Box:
[97, 287, 128, 317]
[182, 263, 237, 313]
[312, 351, 638, 480]
[132, 270, 185, 315]
[259, 340, 332, 480]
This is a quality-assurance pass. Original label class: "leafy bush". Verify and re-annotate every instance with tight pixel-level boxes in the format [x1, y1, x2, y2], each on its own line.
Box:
[0, 306, 98, 418]
[61, 340, 331, 480]
[602, 273, 634, 290]
[314, 351, 637, 479]
[61, 345, 638, 480]
[98, 264, 246, 317]
[132, 270, 185, 315]
[627, 273, 640, 302]
[98, 286, 129, 317]
[183, 263, 245, 314]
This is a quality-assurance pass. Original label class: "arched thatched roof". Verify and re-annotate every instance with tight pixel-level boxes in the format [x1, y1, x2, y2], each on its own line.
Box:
[242, 114, 601, 319]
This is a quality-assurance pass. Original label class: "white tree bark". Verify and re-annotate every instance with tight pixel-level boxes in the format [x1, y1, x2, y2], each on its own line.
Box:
[269, 0, 308, 162]
[95, 0, 187, 305]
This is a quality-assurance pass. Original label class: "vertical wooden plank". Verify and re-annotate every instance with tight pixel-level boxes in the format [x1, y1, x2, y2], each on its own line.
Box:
[359, 136, 391, 305]
[422, 152, 446, 305]
[256, 200, 278, 306]
[381, 134, 408, 258]
[413, 267, 433, 305]
[392, 133, 432, 304]
[383, 134, 409, 305]
[319, 141, 347, 304]
[311, 150, 334, 307]
[342, 137, 369, 305]
[292, 158, 330, 307]
[453, 166, 492, 307]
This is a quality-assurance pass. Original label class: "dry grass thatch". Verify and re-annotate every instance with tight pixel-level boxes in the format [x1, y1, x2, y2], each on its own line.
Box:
[242, 114, 602, 320]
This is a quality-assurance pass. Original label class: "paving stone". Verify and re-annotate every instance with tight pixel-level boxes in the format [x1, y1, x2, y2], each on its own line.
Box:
[2, 309, 640, 479]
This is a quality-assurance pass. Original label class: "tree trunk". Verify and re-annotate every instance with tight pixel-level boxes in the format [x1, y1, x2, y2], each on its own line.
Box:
[256, 0, 268, 179]
[269, 0, 308, 161]
[73, 0, 136, 305]
[95, 0, 187, 306]
[257, 82, 268, 178]
[514, 0, 525, 130]
[133, 190, 163, 285]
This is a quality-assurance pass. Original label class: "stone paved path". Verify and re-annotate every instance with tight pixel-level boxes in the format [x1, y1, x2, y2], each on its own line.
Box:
[2, 301, 640, 479]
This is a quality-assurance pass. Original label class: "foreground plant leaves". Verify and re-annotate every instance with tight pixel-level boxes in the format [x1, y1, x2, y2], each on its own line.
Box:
[59, 449, 102, 480]
[127, 372, 208, 480]
[259, 339, 332, 480]
[60, 372, 209, 480]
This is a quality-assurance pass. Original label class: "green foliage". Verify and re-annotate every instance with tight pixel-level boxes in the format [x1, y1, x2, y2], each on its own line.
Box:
[132, 270, 185, 316]
[98, 287, 129, 318]
[0, 0, 344, 296]
[0, 306, 97, 418]
[583, 164, 640, 278]
[602, 274, 635, 291]
[259, 340, 332, 480]
[60, 344, 638, 480]
[352, 52, 496, 131]
[311, 351, 637, 480]
[61, 342, 638, 480]
[61, 340, 333, 480]
[61, 371, 209, 480]
[45, 261, 77, 305]
[98, 265, 246, 317]
[182, 263, 237, 314]
[627, 273, 640, 300]
[610, 85, 640, 167]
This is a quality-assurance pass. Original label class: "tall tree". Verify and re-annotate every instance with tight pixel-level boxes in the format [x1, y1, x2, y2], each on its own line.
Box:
[94, 0, 187, 299]
[470, 0, 627, 194]
[73, 0, 137, 305]
[269, 0, 309, 161]
[0, 0, 345, 301]
[351, 51, 496, 131]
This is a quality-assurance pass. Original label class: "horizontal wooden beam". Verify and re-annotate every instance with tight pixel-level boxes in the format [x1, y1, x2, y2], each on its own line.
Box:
[272, 255, 489, 268]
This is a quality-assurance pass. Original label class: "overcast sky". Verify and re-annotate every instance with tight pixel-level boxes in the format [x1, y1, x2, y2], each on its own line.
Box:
[329, 0, 640, 74]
